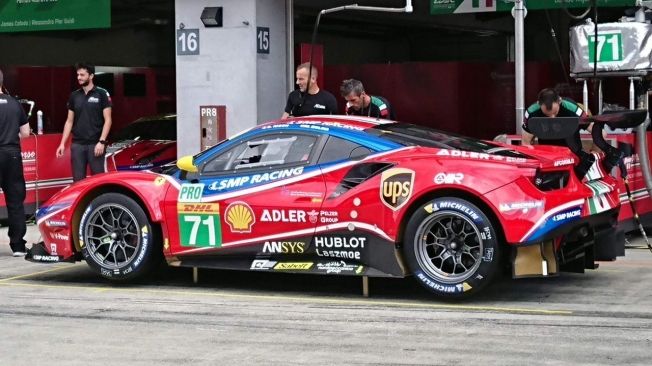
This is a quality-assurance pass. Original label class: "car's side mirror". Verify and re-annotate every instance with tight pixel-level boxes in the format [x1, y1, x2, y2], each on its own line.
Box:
[177, 155, 198, 173]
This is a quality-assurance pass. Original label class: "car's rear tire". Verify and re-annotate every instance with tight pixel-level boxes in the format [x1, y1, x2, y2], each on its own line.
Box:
[403, 197, 500, 298]
[79, 193, 160, 281]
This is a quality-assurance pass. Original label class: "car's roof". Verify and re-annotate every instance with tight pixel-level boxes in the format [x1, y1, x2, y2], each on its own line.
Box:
[255, 114, 396, 132]
[132, 113, 177, 124]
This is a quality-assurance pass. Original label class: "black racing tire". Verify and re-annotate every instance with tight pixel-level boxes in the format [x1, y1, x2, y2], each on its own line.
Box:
[79, 193, 160, 281]
[403, 197, 501, 299]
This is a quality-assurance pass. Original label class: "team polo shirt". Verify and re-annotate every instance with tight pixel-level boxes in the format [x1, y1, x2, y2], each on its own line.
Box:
[284, 89, 338, 117]
[522, 98, 586, 146]
[346, 95, 395, 120]
[67, 86, 112, 144]
[0, 94, 28, 150]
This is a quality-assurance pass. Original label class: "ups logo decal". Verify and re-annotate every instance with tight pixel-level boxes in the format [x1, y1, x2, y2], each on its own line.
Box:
[380, 168, 415, 211]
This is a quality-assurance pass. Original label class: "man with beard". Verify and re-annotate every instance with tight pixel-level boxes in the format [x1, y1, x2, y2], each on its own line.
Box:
[0, 69, 31, 256]
[281, 62, 338, 118]
[340, 79, 395, 120]
[56, 63, 112, 181]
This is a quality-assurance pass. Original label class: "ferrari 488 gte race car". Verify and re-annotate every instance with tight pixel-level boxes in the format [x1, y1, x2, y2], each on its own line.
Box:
[28, 115, 630, 299]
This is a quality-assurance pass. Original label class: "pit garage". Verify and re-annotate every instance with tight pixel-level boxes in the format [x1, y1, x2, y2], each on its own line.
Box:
[1, 1, 652, 363]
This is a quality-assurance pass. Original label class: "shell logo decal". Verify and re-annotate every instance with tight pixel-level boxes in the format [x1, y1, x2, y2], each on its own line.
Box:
[224, 201, 255, 233]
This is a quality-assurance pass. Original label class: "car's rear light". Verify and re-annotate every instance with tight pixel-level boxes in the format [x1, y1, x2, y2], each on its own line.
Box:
[534, 170, 570, 191]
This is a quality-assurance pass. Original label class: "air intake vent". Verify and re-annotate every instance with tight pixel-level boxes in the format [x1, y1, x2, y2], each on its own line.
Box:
[534, 170, 570, 191]
[329, 163, 394, 198]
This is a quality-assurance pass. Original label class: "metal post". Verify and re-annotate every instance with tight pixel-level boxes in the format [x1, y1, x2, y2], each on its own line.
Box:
[513, 1, 526, 133]
[637, 87, 652, 198]
[598, 79, 604, 115]
[286, 0, 294, 95]
[582, 79, 589, 109]
[362, 276, 369, 297]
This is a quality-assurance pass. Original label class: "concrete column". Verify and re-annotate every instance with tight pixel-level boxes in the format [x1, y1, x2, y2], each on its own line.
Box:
[175, 0, 288, 157]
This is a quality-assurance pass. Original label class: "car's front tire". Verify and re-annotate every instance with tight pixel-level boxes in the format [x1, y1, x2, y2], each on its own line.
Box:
[403, 197, 501, 298]
[79, 193, 160, 281]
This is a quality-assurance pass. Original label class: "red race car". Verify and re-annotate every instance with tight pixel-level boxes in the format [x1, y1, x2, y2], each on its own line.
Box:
[0, 114, 177, 219]
[105, 113, 177, 171]
[28, 115, 626, 298]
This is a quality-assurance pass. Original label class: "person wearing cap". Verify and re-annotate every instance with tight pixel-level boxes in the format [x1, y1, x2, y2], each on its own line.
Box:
[0, 69, 31, 256]
[340, 79, 395, 120]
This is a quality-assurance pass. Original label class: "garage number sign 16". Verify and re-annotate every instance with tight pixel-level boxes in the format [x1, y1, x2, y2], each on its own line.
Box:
[177, 28, 200, 55]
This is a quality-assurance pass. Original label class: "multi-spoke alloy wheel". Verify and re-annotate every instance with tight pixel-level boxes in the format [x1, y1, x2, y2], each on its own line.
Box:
[84, 203, 140, 269]
[403, 198, 501, 298]
[80, 193, 159, 281]
[415, 211, 482, 284]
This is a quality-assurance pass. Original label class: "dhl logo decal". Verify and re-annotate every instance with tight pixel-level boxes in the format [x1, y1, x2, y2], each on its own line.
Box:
[177, 203, 220, 214]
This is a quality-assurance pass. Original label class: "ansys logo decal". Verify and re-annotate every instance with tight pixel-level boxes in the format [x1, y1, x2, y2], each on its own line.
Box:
[380, 168, 415, 211]
[224, 201, 255, 233]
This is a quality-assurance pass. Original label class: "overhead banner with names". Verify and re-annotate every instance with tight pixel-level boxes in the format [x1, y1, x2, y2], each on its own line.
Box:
[431, 0, 635, 15]
[0, 0, 111, 33]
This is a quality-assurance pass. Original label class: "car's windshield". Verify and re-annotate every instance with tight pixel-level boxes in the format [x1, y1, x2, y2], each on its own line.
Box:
[368, 123, 527, 158]
[111, 117, 177, 141]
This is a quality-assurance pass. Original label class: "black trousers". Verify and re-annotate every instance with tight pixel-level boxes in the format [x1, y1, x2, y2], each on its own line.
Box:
[0, 148, 26, 248]
[71, 143, 105, 182]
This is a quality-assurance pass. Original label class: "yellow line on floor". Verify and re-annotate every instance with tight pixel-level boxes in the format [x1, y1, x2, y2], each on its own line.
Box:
[0, 280, 573, 315]
[0, 265, 80, 282]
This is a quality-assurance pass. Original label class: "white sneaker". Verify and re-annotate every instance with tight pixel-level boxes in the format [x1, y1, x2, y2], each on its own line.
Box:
[12, 251, 26, 257]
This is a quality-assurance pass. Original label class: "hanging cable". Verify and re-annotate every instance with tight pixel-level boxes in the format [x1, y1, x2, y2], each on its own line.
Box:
[545, 9, 570, 85]
[560, 0, 593, 20]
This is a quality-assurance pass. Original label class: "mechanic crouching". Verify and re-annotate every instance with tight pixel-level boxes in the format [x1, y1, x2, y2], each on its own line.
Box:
[0, 69, 31, 257]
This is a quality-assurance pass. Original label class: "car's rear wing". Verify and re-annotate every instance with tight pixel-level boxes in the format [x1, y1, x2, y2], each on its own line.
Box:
[528, 110, 648, 179]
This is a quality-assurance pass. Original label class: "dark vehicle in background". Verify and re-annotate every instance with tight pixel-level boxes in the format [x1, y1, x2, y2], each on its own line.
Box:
[106, 114, 177, 171]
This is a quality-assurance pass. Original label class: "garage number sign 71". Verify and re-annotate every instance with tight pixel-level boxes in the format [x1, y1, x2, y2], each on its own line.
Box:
[587, 31, 623, 63]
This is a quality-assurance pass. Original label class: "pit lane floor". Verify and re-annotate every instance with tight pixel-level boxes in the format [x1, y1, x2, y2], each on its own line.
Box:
[1, 223, 651, 365]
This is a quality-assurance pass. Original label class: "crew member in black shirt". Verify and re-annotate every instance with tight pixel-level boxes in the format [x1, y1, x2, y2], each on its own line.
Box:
[521, 88, 589, 146]
[282, 63, 338, 118]
[0, 69, 31, 256]
[340, 79, 395, 120]
[56, 63, 112, 181]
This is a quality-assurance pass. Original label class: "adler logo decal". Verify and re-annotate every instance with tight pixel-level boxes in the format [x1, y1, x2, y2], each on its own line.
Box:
[380, 168, 414, 211]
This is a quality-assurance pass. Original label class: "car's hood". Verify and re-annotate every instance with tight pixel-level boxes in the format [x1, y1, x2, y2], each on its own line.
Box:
[107, 139, 176, 170]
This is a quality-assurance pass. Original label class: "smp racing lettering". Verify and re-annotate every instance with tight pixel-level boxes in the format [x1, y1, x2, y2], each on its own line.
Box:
[552, 208, 581, 222]
[527, 206, 583, 242]
[207, 167, 304, 192]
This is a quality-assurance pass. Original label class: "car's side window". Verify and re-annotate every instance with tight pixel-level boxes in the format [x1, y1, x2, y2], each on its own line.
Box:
[201, 133, 317, 174]
[317, 136, 372, 164]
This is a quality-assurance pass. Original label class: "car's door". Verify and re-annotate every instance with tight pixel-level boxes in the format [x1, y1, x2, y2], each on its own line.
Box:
[164, 130, 326, 264]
